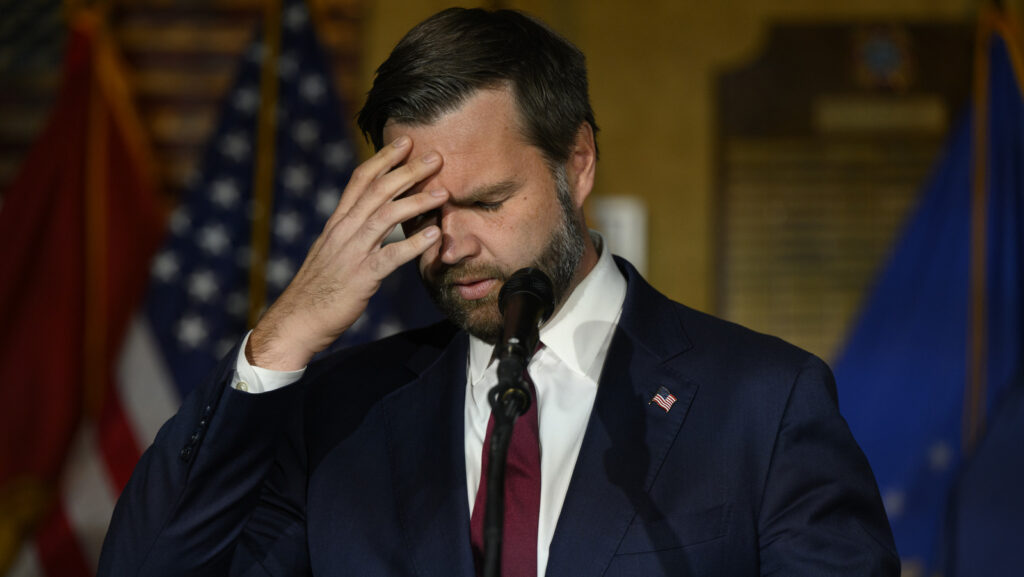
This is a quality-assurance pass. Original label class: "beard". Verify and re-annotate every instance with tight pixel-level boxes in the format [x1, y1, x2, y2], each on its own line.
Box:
[421, 166, 586, 344]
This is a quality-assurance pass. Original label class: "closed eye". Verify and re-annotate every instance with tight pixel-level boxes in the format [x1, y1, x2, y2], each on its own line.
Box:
[474, 200, 505, 212]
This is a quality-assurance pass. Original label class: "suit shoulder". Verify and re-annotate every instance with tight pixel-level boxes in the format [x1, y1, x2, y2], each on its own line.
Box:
[679, 303, 837, 406]
[616, 255, 820, 375]
[303, 320, 459, 382]
[674, 302, 817, 368]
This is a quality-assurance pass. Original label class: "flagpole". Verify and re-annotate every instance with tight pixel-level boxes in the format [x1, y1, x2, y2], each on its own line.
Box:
[84, 9, 111, 419]
[248, 0, 283, 328]
[964, 5, 1024, 455]
[964, 6, 993, 457]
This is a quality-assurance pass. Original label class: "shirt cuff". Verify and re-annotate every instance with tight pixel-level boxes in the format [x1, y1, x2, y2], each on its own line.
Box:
[231, 331, 306, 394]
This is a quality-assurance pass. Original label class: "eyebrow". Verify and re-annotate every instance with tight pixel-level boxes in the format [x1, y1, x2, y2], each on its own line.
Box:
[452, 179, 522, 205]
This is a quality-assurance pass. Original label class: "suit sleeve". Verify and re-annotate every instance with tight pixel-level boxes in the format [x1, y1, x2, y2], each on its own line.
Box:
[757, 355, 900, 576]
[97, 343, 311, 577]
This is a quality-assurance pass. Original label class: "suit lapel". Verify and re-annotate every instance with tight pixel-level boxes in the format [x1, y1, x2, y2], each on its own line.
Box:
[546, 259, 698, 577]
[383, 331, 475, 577]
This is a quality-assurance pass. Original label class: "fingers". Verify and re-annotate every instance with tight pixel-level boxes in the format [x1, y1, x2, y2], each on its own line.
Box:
[345, 151, 443, 224]
[368, 224, 441, 278]
[357, 188, 448, 249]
[343, 136, 411, 191]
[332, 137, 441, 223]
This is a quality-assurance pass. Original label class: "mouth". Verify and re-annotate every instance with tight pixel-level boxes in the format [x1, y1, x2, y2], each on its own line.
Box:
[452, 277, 498, 301]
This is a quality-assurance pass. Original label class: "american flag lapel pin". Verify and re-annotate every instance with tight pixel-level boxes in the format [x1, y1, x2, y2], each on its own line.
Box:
[650, 386, 677, 413]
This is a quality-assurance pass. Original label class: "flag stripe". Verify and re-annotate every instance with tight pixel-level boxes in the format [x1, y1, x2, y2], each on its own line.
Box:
[115, 317, 181, 448]
[60, 425, 119, 571]
[652, 394, 676, 412]
[34, 504, 93, 577]
[96, 388, 142, 493]
[7, 542, 42, 577]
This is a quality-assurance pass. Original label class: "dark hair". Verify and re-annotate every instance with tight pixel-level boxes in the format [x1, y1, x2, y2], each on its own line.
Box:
[356, 7, 598, 166]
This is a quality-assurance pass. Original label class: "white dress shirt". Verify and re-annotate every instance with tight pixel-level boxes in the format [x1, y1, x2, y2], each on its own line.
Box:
[464, 238, 626, 575]
[232, 234, 627, 577]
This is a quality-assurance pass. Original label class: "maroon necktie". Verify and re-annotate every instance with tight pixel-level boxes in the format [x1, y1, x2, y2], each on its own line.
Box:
[469, 374, 541, 577]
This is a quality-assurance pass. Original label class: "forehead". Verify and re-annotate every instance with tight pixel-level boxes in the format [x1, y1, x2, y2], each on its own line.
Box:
[382, 89, 545, 195]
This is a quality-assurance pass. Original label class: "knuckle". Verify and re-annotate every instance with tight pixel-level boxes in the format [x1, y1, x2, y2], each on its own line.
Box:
[364, 179, 387, 201]
[375, 202, 395, 224]
[379, 241, 402, 263]
[367, 253, 389, 275]
[350, 163, 371, 183]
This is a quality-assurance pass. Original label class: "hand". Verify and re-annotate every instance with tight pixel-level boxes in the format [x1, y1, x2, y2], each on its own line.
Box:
[246, 136, 447, 370]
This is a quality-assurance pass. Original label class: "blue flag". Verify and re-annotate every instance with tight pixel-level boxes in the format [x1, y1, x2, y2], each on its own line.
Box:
[142, 0, 440, 402]
[833, 11, 1024, 574]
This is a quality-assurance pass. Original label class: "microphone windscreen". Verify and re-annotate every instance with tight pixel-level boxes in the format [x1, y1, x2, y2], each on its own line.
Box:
[498, 267, 555, 321]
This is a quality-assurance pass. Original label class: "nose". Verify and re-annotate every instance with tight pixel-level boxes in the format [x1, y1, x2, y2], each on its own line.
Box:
[438, 205, 480, 265]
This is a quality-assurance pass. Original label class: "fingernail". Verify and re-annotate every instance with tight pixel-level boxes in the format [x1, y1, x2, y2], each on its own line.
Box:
[392, 136, 410, 148]
[422, 152, 440, 164]
[430, 188, 447, 198]
[424, 226, 440, 239]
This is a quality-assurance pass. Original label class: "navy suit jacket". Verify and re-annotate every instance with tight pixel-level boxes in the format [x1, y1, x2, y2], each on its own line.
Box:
[100, 258, 898, 576]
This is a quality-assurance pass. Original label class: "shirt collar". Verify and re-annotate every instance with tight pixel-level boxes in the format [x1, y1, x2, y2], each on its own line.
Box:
[468, 232, 627, 385]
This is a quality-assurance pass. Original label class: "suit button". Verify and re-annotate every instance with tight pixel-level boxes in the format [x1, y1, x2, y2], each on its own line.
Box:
[179, 446, 193, 460]
[190, 432, 201, 444]
[198, 418, 209, 428]
[202, 405, 213, 417]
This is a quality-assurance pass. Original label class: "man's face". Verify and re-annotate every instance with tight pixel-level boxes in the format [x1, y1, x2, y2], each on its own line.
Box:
[383, 88, 586, 343]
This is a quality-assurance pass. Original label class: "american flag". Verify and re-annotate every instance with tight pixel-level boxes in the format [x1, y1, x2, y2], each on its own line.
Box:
[6, 1, 437, 574]
[650, 386, 677, 413]
[140, 0, 420, 398]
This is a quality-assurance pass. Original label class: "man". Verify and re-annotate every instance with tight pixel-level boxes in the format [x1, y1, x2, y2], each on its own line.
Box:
[100, 8, 898, 576]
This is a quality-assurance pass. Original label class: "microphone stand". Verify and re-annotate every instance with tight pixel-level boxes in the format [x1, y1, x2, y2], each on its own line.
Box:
[481, 267, 552, 577]
[482, 353, 532, 577]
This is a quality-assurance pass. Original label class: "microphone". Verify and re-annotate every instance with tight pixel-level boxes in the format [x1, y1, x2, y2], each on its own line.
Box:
[481, 268, 554, 577]
[493, 268, 555, 414]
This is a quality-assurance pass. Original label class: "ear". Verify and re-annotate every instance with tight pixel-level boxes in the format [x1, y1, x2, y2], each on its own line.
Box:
[566, 122, 597, 208]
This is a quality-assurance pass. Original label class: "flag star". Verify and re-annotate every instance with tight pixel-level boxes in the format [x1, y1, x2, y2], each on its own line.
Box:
[177, 315, 209, 349]
[882, 488, 905, 518]
[220, 132, 251, 162]
[316, 186, 341, 216]
[292, 120, 319, 148]
[282, 164, 312, 194]
[188, 270, 219, 302]
[300, 74, 326, 103]
[210, 178, 241, 208]
[233, 87, 260, 114]
[170, 209, 191, 235]
[284, 3, 309, 30]
[274, 211, 304, 243]
[266, 257, 295, 289]
[198, 224, 231, 255]
[928, 441, 953, 471]
[324, 142, 353, 169]
[151, 251, 180, 281]
[278, 53, 298, 79]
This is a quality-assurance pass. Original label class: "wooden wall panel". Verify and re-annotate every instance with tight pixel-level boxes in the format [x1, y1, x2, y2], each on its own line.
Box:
[716, 23, 972, 360]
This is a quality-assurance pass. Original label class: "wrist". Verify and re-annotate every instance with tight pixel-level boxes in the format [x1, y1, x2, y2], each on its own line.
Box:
[246, 318, 317, 371]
